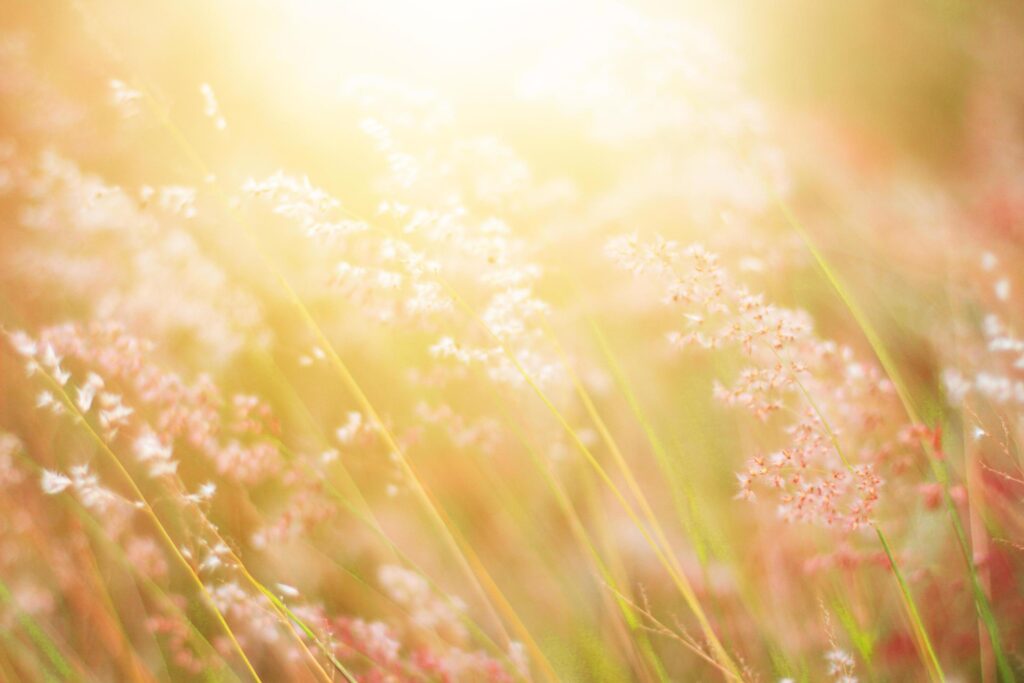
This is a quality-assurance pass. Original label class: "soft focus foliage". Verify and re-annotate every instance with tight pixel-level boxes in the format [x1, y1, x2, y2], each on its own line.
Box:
[2, 0, 1024, 681]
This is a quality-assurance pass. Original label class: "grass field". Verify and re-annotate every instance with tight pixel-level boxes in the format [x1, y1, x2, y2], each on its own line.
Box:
[1, 1, 1023, 680]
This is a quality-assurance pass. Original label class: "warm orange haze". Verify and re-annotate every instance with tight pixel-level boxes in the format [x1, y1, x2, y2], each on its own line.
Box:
[1, 0, 1023, 681]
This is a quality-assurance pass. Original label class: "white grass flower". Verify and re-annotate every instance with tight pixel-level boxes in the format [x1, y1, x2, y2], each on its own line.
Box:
[7, 330, 37, 357]
[335, 411, 364, 444]
[133, 430, 178, 478]
[40, 344, 61, 369]
[41, 470, 72, 495]
[198, 552, 222, 573]
[52, 365, 70, 386]
[75, 373, 104, 413]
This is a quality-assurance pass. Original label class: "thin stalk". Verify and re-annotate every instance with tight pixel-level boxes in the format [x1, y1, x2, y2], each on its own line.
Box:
[775, 195, 1006, 681]
[494, 399, 672, 682]
[583, 310, 797, 675]
[36, 367, 265, 683]
[772, 342, 944, 682]
[67, 9, 559, 673]
[439, 281, 742, 680]
[10, 444, 241, 682]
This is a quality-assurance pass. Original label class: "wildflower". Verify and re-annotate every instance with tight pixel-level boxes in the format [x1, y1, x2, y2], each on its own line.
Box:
[132, 429, 178, 478]
[825, 648, 857, 681]
[184, 481, 217, 504]
[40, 470, 72, 494]
[99, 396, 134, 435]
[335, 411, 364, 444]
[7, 330, 37, 357]
[75, 372, 104, 412]
[611, 236, 910, 529]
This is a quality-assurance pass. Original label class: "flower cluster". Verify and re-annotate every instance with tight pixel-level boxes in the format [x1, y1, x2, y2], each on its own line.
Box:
[608, 235, 914, 530]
